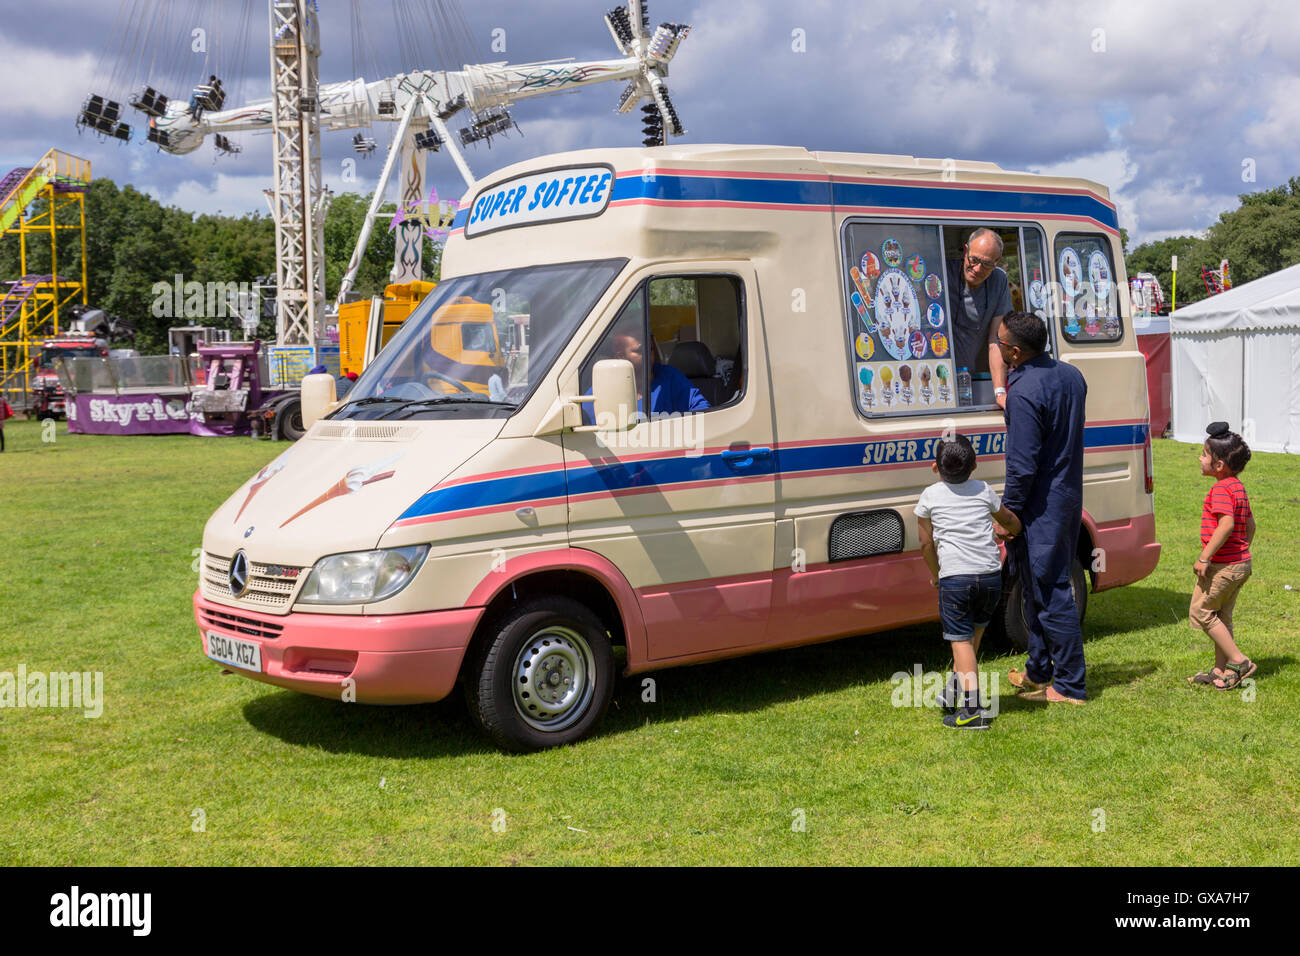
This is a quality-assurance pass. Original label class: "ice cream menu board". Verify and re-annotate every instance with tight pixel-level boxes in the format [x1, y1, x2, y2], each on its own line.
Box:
[843, 222, 956, 414]
[1056, 234, 1122, 343]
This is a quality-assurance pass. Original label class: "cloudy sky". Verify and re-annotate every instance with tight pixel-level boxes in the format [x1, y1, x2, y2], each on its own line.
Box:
[2, 0, 1293, 247]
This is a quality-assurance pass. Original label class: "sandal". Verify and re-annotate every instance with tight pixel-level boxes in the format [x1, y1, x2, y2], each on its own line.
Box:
[1187, 669, 1223, 686]
[1213, 659, 1257, 690]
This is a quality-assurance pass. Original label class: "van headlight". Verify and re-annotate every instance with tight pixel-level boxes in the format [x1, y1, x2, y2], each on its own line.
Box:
[297, 546, 428, 605]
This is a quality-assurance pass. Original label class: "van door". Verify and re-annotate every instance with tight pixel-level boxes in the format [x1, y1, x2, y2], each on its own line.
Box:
[559, 264, 777, 661]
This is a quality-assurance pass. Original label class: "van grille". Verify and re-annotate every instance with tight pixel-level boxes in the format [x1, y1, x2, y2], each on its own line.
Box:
[828, 510, 905, 562]
[203, 552, 303, 609]
[197, 605, 285, 640]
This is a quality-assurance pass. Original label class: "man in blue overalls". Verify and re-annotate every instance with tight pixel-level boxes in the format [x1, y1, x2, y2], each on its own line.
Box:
[996, 311, 1088, 704]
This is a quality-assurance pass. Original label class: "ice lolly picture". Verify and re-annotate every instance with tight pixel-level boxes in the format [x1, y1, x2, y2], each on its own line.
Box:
[850, 266, 873, 302]
[851, 290, 868, 321]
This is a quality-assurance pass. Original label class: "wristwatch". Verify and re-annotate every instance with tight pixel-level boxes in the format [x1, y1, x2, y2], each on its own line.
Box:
[994, 386, 1007, 396]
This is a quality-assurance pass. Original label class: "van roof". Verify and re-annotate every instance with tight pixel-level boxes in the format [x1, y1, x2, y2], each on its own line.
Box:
[461, 143, 1112, 202]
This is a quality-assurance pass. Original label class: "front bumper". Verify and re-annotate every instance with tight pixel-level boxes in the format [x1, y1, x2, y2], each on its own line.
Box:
[193, 590, 483, 704]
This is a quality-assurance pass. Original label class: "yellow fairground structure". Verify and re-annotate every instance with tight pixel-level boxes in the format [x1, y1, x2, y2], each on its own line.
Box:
[337, 280, 437, 376]
[0, 149, 92, 409]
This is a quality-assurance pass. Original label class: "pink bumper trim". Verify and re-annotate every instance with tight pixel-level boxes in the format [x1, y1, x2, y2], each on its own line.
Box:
[1087, 511, 1161, 592]
[193, 591, 482, 704]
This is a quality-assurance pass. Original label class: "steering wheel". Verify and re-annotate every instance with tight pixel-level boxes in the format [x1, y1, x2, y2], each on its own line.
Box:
[424, 369, 474, 393]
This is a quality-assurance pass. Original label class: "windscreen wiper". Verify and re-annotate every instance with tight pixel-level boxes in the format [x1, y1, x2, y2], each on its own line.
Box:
[325, 395, 409, 420]
[378, 396, 516, 420]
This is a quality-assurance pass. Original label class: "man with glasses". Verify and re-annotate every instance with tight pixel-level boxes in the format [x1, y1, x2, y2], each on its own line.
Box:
[995, 311, 1089, 705]
[946, 228, 1013, 408]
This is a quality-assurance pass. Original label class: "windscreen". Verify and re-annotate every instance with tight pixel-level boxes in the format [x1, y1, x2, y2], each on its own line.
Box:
[334, 257, 626, 421]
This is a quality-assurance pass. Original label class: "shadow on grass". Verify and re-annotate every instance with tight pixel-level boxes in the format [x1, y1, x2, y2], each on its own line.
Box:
[239, 588, 1217, 757]
[242, 692, 494, 759]
[239, 624, 953, 757]
[1083, 584, 1196, 639]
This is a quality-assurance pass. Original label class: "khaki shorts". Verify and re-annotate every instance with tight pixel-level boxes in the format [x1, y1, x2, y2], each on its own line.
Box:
[1189, 560, 1251, 631]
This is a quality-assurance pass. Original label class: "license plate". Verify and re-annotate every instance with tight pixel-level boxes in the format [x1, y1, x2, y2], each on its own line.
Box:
[206, 631, 263, 673]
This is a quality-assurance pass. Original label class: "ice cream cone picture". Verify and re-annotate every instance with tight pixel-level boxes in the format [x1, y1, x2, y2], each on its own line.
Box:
[234, 460, 287, 523]
[899, 364, 913, 405]
[935, 363, 951, 403]
[280, 452, 405, 527]
[879, 365, 894, 406]
[919, 363, 932, 406]
[858, 364, 875, 408]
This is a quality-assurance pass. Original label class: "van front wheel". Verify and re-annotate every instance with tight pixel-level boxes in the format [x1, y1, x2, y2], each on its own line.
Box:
[466, 596, 614, 752]
[1001, 557, 1089, 653]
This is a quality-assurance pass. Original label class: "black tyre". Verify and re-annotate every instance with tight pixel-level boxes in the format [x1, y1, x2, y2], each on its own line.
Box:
[1000, 556, 1089, 653]
[276, 400, 305, 441]
[465, 596, 614, 752]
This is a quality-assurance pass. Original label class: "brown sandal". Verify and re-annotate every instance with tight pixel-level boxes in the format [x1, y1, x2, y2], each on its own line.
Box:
[1213, 659, 1256, 690]
[1187, 669, 1222, 686]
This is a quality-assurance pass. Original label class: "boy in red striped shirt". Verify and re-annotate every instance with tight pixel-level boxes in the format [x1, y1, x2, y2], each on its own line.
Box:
[1187, 422, 1256, 690]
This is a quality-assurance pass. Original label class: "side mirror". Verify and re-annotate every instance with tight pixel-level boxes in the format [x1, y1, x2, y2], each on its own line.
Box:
[590, 359, 637, 430]
[300, 373, 337, 431]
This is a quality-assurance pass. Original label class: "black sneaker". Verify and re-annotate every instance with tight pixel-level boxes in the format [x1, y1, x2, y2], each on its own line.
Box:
[942, 707, 992, 730]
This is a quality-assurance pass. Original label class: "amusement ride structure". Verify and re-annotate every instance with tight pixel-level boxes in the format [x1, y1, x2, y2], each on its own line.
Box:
[72, 0, 691, 355]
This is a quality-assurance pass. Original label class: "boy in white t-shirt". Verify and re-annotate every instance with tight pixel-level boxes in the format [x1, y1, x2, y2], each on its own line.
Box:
[914, 435, 1022, 730]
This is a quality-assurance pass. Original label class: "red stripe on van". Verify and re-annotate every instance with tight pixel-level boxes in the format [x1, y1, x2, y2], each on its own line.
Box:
[617, 168, 833, 182]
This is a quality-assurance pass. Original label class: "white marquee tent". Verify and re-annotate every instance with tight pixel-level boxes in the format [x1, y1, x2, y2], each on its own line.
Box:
[1170, 261, 1300, 453]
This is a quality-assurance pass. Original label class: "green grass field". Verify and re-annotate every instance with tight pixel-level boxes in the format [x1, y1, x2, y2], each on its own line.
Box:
[1, 418, 1296, 865]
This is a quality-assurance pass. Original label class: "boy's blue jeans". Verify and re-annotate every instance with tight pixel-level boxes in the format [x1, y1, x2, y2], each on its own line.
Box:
[939, 571, 1003, 643]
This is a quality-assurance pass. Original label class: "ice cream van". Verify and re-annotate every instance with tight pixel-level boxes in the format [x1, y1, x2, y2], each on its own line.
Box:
[194, 144, 1160, 751]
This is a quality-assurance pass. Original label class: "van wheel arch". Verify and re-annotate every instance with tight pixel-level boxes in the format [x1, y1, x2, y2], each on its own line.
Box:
[461, 569, 626, 683]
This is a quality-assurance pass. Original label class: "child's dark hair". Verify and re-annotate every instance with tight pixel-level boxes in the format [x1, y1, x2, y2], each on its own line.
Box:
[1205, 425, 1251, 474]
[935, 434, 976, 483]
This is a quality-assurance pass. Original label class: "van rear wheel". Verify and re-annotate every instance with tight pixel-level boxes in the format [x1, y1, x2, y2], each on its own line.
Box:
[465, 596, 614, 752]
[999, 556, 1089, 653]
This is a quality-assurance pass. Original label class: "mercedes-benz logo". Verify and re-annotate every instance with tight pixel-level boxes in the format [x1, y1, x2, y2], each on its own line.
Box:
[229, 550, 250, 597]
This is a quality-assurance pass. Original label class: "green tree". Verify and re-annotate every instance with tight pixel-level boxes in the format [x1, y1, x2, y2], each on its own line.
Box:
[1125, 176, 1300, 308]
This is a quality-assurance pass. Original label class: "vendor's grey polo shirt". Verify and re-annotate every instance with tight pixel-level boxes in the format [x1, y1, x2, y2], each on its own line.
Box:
[946, 259, 1013, 374]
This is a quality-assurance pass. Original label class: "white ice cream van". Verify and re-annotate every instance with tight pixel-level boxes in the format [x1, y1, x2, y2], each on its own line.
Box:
[195, 145, 1160, 750]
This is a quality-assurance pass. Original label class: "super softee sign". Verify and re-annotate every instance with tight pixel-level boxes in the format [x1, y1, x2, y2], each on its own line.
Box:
[464, 164, 614, 238]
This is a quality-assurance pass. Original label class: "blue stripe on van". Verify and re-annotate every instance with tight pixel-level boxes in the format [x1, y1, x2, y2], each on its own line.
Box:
[829, 181, 1119, 230]
[448, 173, 1117, 231]
[395, 423, 1148, 523]
[610, 174, 834, 206]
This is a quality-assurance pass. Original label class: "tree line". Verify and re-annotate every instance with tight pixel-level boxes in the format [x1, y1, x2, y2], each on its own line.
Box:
[1124, 177, 1300, 307]
[0, 179, 441, 353]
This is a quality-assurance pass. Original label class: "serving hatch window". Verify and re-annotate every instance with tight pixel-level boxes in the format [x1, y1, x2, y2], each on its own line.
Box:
[842, 219, 1056, 416]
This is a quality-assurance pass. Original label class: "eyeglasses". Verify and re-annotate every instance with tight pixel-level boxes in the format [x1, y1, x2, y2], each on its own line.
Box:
[966, 252, 999, 271]
[996, 338, 1016, 351]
